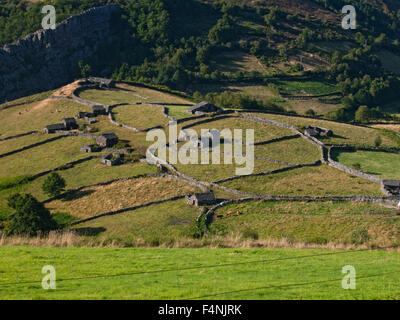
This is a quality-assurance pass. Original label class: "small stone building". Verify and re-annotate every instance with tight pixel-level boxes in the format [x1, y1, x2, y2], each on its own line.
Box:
[304, 126, 333, 138]
[381, 180, 400, 196]
[62, 118, 78, 130]
[96, 133, 118, 147]
[101, 153, 123, 166]
[187, 101, 222, 115]
[77, 111, 95, 119]
[43, 123, 66, 134]
[186, 192, 216, 207]
[92, 105, 107, 116]
[81, 145, 101, 153]
[88, 77, 115, 88]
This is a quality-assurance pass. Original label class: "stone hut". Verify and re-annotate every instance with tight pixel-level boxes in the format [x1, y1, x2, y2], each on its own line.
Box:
[186, 192, 216, 207]
[96, 133, 118, 147]
[304, 126, 333, 138]
[43, 123, 66, 134]
[101, 153, 123, 166]
[187, 101, 222, 115]
[62, 118, 78, 130]
[88, 77, 115, 88]
[381, 180, 400, 196]
[92, 105, 107, 116]
[81, 145, 101, 153]
[77, 111, 95, 119]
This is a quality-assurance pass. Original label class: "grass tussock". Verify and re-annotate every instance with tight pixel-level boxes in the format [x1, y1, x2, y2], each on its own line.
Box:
[1, 231, 398, 251]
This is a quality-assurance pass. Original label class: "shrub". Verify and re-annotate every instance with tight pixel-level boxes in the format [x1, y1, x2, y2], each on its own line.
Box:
[242, 228, 259, 240]
[374, 135, 382, 147]
[305, 109, 316, 117]
[351, 228, 370, 244]
[5, 194, 58, 236]
[42, 172, 66, 197]
[352, 163, 362, 171]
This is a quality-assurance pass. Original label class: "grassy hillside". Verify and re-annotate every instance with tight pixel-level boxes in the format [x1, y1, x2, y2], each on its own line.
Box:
[0, 246, 400, 299]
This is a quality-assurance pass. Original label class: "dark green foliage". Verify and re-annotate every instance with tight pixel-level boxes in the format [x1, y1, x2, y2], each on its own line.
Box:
[374, 135, 382, 147]
[5, 193, 58, 236]
[42, 172, 66, 198]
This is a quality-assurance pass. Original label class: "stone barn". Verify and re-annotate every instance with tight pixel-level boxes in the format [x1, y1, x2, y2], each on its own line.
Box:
[101, 153, 123, 166]
[96, 133, 118, 147]
[62, 118, 78, 130]
[81, 145, 101, 153]
[92, 105, 107, 116]
[88, 77, 115, 88]
[187, 101, 222, 115]
[304, 126, 333, 138]
[186, 192, 216, 207]
[43, 123, 66, 134]
[381, 180, 400, 196]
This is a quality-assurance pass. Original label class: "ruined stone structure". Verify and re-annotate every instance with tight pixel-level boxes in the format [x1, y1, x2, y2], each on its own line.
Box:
[0, 5, 120, 103]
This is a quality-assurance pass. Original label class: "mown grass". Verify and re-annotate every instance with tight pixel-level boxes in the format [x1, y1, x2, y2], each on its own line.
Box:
[0, 160, 158, 217]
[0, 133, 61, 155]
[274, 80, 338, 96]
[78, 89, 145, 105]
[0, 99, 90, 136]
[46, 176, 200, 219]
[112, 104, 168, 130]
[0, 90, 54, 110]
[254, 137, 321, 164]
[165, 105, 194, 119]
[73, 199, 200, 244]
[333, 150, 400, 180]
[174, 154, 285, 182]
[188, 117, 294, 143]
[0, 136, 94, 180]
[248, 113, 399, 147]
[0, 246, 400, 299]
[115, 83, 193, 104]
[221, 165, 383, 196]
[210, 200, 399, 246]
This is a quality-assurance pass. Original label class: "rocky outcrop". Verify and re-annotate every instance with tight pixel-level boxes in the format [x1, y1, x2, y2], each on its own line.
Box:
[0, 5, 120, 103]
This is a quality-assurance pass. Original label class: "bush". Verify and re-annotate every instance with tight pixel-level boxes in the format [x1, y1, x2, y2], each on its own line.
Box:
[42, 172, 66, 198]
[352, 163, 362, 171]
[374, 136, 382, 147]
[351, 228, 370, 244]
[5, 194, 58, 236]
[242, 228, 259, 240]
[305, 109, 316, 117]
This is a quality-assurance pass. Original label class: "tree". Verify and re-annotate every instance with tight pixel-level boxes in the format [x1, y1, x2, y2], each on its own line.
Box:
[42, 172, 66, 198]
[5, 194, 57, 236]
[355, 106, 371, 123]
[374, 136, 382, 147]
[78, 60, 92, 78]
[305, 109, 316, 117]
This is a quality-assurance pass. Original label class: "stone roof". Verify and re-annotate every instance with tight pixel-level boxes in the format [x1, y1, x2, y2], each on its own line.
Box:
[45, 123, 66, 131]
[382, 180, 400, 187]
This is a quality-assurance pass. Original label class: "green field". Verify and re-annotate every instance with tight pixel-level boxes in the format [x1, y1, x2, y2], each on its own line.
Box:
[333, 150, 400, 180]
[221, 165, 383, 196]
[274, 80, 338, 96]
[210, 200, 399, 246]
[0, 246, 399, 299]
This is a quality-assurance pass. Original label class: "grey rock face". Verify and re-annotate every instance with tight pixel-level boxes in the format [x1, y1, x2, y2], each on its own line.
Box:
[0, 5, 119, 103]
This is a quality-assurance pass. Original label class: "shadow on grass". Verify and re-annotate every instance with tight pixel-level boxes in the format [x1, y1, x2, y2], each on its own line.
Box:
[72, 227, 106, 236]
[62, 190, 95, 202]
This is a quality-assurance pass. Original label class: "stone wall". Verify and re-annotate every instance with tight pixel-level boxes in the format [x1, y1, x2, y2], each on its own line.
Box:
[0, 5, 120, 103]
